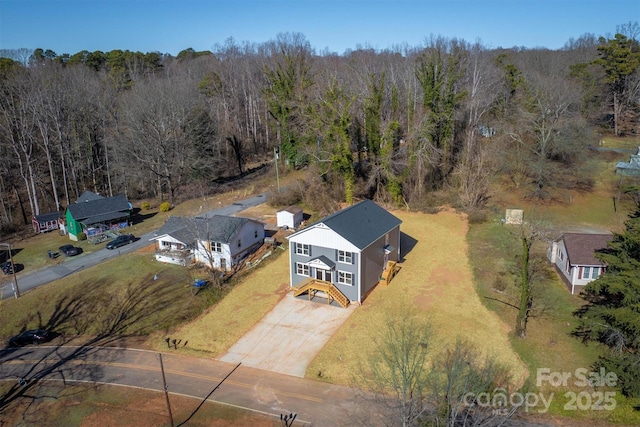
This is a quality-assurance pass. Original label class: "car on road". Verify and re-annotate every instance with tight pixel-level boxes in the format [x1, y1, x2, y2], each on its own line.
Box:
[9, 329, 53, 346]
[106, 234, 136, 249]
[59, 244, 81, 256]
[1, 261, 15, 275]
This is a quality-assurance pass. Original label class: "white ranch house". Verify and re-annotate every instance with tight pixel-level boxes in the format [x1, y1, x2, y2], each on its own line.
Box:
[547, 232, 612, 294]
[151, 215, 265, 271]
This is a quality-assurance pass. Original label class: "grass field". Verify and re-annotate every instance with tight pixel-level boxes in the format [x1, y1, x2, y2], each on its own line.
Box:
[467, 142, 640, 425]
[146, 244, 291, 357]
[307, 209, 528, 386]
[0, 252, 207, 340]
[0, 382, 279, 427]
[2, 142, 640, 425]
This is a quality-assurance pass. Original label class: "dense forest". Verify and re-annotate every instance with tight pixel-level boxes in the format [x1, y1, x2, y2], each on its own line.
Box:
[0, 23, 638, 234]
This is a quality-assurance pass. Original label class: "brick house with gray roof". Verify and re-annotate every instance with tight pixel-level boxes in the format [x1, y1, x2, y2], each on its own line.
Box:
[287, 199, 402, 305]
[547, 232, 613, 294]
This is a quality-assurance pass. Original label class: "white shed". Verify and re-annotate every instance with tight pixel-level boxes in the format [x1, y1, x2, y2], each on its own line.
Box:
[277, 206, 304, 229]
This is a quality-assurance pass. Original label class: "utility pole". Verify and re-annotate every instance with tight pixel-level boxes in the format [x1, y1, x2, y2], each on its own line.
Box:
[274, 146, 280, 192]
[1, 243, 20, 299]
[158, 353, 174, 427]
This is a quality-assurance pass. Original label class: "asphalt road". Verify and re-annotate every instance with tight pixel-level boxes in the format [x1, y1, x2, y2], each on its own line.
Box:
[0, 345, 378, 426]
[0, 194, 268, 300]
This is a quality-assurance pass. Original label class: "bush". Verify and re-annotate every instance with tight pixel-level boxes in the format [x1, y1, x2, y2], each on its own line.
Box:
[159, 202, 172, 212]
[467, 210, 488, 224]
[141, 201, 151, 210]
[268, 186, 302, 208]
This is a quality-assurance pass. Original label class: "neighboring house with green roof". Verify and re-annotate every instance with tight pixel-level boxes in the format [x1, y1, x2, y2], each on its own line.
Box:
[150, 215, 265, 271]
[287, 199, 402, 305]
[64, 191, 131, 241]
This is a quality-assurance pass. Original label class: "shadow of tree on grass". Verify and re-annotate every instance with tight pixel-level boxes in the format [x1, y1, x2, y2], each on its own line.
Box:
[0, 275, 186, 423]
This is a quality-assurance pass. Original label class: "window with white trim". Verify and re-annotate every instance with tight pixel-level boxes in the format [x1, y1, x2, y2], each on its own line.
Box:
[211, 242, 222, 253]
[296, 262, 310, 276]
[161, 241, 171, 248]
[295, 243, 310, 256]
[581, 266, 601, 279]
[338, 271, 353, 285]
[338, 250, 352, 264]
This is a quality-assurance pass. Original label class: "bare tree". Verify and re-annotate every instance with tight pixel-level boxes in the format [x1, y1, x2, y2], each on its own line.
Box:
[428, 338, 517, 426]
[354, 307, 519, 427]
[354, 306, 431, 427]
[506, 73, 590, 200]
[0, 67, 41, 218]
[119, 74, 202, 204]
[455, 41, 501, 210]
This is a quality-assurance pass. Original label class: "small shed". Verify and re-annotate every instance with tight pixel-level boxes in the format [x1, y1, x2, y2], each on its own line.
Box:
[505, 209, 524, 225]
[32, 212, 61, 234]
[277, 206, 303, 229]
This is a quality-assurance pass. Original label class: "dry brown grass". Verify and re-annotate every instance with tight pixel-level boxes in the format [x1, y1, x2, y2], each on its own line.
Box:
[160, 205, 528, 386]
[307, 209, 528, 386]
[148, 246, 291, 357]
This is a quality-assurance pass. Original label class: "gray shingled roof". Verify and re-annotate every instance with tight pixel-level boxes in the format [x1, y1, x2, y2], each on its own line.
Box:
[313, 199, 401, 250]
[76, 190, 105, 203]
[283, 205, 303, 215]
[35, 211, 61, 222]
[152, 215, 253, 244]
[561, 233, 612, 266]
[67, 194, 130, 223]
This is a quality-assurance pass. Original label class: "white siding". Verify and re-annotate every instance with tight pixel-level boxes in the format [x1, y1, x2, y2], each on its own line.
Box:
[157, 235, 187, 250]
[289, 223, 359, 253]
[232, 220, 265, 257]
[195, 241, 232, 270]
[551, 238, 603, 294]
[277, 209, 303, 229]
[155, 253, 190, 266]
[194, 220, 264, 271]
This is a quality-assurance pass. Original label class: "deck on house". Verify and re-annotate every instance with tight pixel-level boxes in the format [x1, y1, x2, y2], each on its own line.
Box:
[379, 260, 400, 286]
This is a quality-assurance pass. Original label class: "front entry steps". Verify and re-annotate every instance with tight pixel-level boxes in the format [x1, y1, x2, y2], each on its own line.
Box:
[293, 279, 350, 308]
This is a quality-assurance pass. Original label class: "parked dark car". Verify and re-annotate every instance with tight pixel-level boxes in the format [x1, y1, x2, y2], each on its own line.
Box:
[59, 244, 81, 256]
[106, 234, 135, 250]
[1, 261, 14, 275]
[9, 329, 52, 346]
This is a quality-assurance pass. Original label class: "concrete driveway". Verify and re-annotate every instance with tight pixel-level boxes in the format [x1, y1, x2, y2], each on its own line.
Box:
[220, 294, 356, 377]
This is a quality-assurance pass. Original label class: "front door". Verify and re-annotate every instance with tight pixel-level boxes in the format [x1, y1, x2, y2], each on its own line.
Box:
[315, 268, 331, 282]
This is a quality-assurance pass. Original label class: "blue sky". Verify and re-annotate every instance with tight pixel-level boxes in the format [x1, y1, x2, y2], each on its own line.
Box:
[0, 1, 638, 56]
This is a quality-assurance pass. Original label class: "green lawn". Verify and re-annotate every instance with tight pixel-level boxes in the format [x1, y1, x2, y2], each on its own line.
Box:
[467, 140, 640, 425]
[0, 252, 219, 342]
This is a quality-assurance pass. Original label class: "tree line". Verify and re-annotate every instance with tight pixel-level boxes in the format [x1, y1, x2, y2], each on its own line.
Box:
[0, 24, 638, 233]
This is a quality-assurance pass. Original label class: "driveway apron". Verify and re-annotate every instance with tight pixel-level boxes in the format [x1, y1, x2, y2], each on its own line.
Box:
[220, 294, 355, 377]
